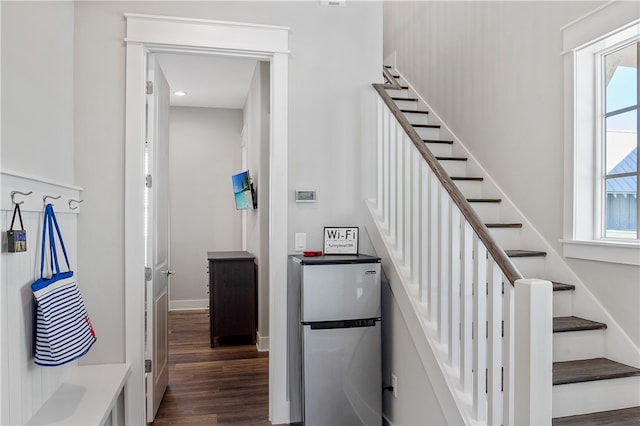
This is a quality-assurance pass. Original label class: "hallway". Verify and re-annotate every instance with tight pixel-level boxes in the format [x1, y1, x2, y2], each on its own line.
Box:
[152, 311, 270, 425]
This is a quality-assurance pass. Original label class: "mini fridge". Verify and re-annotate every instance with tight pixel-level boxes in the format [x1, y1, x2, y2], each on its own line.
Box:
[288, 254, 382, 426]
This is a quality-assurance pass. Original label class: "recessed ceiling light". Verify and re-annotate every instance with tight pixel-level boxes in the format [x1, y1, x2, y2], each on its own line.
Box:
[174, 91, 187, 96]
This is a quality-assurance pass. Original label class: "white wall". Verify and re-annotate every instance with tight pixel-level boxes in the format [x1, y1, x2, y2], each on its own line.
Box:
[168, 106, 243, 309]
[1, 2, 78, 422]
[244, 61, 271, 344]
[1, 1, 74, 182]
[73, 0, 382, 367]
[383, 1, 639, 346]
[381, 280, 447, 426]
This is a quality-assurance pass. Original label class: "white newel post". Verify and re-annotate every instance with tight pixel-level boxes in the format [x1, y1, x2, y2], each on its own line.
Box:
[514, 278, 553, 425]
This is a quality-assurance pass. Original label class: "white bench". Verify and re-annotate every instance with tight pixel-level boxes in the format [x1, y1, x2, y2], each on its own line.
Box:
[27, 363, 130, 426]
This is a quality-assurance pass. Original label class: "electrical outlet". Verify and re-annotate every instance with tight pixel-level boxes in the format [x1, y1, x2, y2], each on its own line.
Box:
[391, 374, 398, 398]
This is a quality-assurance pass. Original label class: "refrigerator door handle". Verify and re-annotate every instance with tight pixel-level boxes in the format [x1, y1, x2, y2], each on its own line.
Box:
[304, 318, 381, 330]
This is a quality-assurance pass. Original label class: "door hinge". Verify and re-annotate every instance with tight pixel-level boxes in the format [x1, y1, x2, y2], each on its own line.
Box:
[145, 359, 152, 373]
[145, 174, 153, 188]
[146, 81, 153, 95]
[145, 267, 152, 281]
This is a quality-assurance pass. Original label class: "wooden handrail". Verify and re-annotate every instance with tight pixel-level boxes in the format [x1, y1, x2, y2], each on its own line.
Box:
[373, 82, 523, 285]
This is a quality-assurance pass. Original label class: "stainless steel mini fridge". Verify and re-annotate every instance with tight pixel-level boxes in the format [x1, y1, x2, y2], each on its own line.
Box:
[288, 254, 382, 426]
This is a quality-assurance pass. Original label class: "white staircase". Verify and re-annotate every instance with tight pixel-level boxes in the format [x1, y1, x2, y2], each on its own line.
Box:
[368, 66, 640, 424]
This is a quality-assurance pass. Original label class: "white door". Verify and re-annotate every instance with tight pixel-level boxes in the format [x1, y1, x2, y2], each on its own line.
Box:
[145, 53, 171, 422]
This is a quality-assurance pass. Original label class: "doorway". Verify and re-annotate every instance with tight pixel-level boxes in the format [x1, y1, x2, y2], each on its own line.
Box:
[125, 14, 290, 425]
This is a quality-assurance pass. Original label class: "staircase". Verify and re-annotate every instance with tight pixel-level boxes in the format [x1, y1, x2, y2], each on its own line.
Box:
[370, 66, 640, 424]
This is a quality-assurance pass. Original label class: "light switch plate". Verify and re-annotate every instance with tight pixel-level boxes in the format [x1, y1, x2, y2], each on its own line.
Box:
[295, 233, 306, 251]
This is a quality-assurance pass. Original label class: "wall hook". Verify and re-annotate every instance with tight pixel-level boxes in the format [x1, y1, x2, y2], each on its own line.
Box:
[43, 194, 61, 205]
[10, 190, 33, 205]
[68, 199, 84, 210]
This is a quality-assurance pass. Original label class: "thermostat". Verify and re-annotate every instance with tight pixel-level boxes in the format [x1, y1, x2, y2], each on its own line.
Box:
[295, 190, 316, 203]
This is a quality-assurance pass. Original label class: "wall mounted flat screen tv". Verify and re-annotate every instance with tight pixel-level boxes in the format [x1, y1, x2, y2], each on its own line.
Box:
[232, 170, 257, 210]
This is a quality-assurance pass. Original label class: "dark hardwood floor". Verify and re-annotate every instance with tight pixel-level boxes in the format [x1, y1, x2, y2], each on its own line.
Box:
[152, 310, 270, 425]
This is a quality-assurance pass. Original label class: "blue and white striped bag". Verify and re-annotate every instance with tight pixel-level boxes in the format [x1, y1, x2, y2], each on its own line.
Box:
[31, 204, 96, 366]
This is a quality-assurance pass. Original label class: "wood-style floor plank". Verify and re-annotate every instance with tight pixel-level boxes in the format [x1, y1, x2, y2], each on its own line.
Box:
[152, 310, 270, 425]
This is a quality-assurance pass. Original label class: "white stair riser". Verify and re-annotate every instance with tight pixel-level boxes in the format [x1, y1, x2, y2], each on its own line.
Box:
[553, 291, 573, 317]
[486, 227, 522, 250]
[423, 142, 452, 157]
[385, 88, 409, 97]
[508, 256, 546, 279]
[553, 329, 605, 362]
[553, 376, 640, 418]
[467, 202, 501, 224]
[413, 126, 441, 140]
[393, 100, 420, 110]
[453, 180, 483, 199]
[403, 112, 430, 125]
[438, 160, 467, 177]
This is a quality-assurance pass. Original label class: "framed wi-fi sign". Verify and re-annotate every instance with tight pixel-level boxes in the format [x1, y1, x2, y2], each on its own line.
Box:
[323, 227, 359, 255]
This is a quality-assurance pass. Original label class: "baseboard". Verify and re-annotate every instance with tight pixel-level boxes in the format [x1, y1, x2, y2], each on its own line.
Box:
[169, 299, 209, 311]
[256, 331, 270, 352]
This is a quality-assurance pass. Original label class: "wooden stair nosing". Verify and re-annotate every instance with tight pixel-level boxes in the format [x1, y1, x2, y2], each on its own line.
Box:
[412, 124, 440, 129]
[485, 223, 522, 228]
[553, 316, 607, 333]
[423, 139, 454, 145]
[401, 109, 429, 114]
[552, 406, 640, 425]
[505, 249, 546, 257]
[391, 96, 418, 102]
[451, 176, 484, 181]
[384, 65, 392, 69]
[553, 282, 576, 292]
[553, 357, 640, 386]
[436, 156, 467, 161]
[467, 198, 502, 203]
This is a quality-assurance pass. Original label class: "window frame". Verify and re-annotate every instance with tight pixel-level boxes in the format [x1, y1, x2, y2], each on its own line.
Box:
[561, 3, 640, 266]
[600, 41, 639, 241]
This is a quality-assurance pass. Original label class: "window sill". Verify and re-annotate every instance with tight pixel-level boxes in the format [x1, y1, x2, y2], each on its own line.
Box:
[560, 239, 640, 266]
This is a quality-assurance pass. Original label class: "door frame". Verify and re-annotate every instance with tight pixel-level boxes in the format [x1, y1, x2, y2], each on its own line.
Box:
[124, 14, 290, 425]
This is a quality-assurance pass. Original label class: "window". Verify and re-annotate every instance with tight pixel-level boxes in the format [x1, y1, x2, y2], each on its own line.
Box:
[561, 3, 639, 265]
[602, 42, 638, 240]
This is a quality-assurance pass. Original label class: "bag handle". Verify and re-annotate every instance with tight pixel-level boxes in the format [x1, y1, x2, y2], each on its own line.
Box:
[9, 203, 24, 231]
[39, 204, 71, 278]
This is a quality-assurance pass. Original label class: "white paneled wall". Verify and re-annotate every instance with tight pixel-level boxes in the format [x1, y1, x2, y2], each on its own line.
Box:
[1, 171, 81, 424]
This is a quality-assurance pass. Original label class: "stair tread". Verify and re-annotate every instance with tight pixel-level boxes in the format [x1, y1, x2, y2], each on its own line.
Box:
[391, 96, 418, 101]
[436, 156, 467, 161]
[401, 109, 429, 114]
[552, 406, 640, 425]
[553, 358, 640, 385]
[505, 249, 546, 257]
[423, 139, 454, 144]
[412, 124, 440, 128]
[553, 282, 576, 292]
[467, 198, 502, 203]
[485, 223, 522, 228]
[553, 316, 607, 333]
[451, 176, 484, 181]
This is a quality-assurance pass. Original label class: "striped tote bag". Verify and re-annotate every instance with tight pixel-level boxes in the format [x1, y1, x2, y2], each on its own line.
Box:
[31, 204, 96, 366]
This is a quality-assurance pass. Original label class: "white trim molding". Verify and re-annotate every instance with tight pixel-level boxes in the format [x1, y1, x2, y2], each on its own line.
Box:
[256, 331, 270, 352]
[1, 169, 82, 213]
[561, 2, 639, 264]
[561, 239, 640, 266]
[124, 14, 289, 426]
